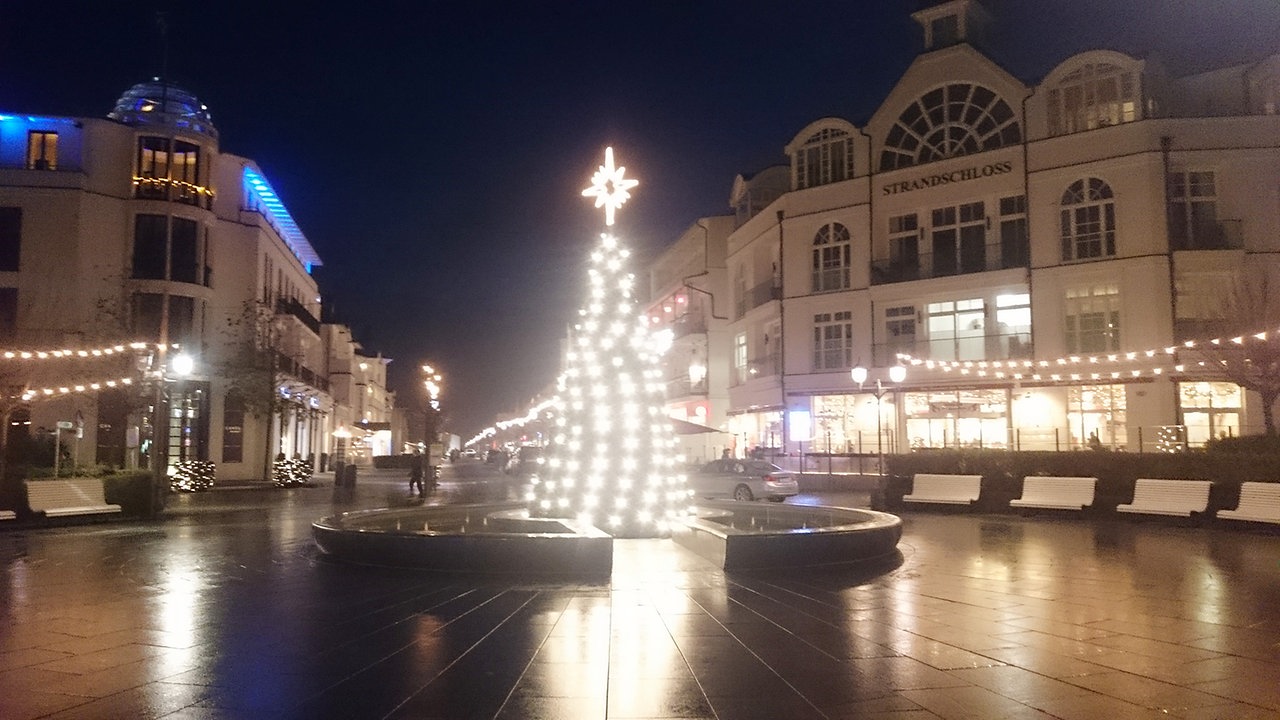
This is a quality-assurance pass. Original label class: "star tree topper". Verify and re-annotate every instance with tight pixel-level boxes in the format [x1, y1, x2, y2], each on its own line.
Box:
[581, 146, 638, 226]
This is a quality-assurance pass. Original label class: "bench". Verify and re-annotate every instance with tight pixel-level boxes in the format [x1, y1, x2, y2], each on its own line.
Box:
[25, 478, 122, 518]
[903, 473, 982, 505]
[1010, 476, 1097, 510]
[1218, 482, 1280, 525]
[1116, 478, 1212, 517]
[0, 510, 14, 521]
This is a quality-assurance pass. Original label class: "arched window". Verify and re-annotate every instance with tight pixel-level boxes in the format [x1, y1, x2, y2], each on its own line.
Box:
[812, 223, 851, 293]
[1060, 178, 1116, 261]
[880, 83, 1020, 171]
[794, 127, 854, 189]
[1047, 63, 1138, 136]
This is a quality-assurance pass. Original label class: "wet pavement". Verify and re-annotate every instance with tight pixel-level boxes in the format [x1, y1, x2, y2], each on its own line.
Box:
[1, 462, 1278, 719]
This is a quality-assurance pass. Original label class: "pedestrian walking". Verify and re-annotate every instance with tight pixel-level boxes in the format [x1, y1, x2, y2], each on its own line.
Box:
[409, 454, 425, 496]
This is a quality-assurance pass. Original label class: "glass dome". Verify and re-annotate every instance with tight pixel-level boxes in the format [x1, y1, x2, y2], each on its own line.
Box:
[108, 79, 218, 138]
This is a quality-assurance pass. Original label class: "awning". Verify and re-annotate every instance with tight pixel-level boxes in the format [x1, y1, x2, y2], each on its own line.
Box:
[669, 418, 729, 435]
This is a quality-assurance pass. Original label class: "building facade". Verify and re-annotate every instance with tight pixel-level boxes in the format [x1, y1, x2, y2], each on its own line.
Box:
[709, 0, 1280, 456]
[0, 80, 376, 481]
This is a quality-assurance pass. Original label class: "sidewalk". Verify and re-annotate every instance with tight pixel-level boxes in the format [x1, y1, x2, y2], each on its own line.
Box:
[0, 464, 1277, 719]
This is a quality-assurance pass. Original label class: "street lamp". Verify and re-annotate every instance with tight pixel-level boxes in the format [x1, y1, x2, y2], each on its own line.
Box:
[851, 364, 907, 477]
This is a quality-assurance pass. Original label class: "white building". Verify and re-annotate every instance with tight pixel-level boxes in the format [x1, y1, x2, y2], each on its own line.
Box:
[0, 80, 373, 481]
[711, 0, 1280, 455]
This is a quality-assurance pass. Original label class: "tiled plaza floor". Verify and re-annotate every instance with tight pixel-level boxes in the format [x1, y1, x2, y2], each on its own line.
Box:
[1, 463, 1278, 719]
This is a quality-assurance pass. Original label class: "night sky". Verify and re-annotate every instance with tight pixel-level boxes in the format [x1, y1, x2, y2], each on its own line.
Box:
[3, 1, 1277, 436]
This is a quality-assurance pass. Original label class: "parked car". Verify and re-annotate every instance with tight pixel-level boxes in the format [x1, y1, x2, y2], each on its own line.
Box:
[460, 447, 478, 459]
[503, 446, 544, 476]
[687, 459, 798, 501]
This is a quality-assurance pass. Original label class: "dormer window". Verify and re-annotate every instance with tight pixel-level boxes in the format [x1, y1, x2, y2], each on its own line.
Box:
[794, 126, 854, 190]
[912, 0, 990, 51]
[930, 15, 960, 47]
[1047, 63, 1138, 136]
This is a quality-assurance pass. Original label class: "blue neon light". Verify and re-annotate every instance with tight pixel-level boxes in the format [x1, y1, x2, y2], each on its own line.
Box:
[242, 167, 322, 270]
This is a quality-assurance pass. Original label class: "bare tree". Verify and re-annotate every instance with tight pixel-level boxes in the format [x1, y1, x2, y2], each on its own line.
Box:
[1189, 270, 1280, 436]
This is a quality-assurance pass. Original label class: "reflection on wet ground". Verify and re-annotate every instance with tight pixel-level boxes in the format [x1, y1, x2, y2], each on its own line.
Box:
[0, 462, 1278, 719]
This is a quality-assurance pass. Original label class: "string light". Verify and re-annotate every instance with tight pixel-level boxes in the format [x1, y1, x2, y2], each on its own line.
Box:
[0, 341, 162, 360]
[20, 377, 133, 401]
[896, 323, 1280, 385]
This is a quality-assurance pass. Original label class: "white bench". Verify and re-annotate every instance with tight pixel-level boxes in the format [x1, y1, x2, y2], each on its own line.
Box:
[0, 510, 14, 521]
[1218, 482, 1280, 525]
[26, 478, 122, 518]
[1116, 478, 1212, 517]
[1010, 476, 1097, 510]
[903, 473, 982, 505]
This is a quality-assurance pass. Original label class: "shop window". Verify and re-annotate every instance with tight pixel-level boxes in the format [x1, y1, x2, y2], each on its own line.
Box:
[903, 388, 1009, 449]
[812, 311, 852, 370]
[811, 222, 851, 293]
[1069, 384, 1127, 449]
[1059, 178, 1116, 261]
[880, 83, 1021, 170]
[794, 126, 854, 189]
[26, 131, 58, 170]
[1180, 382, 1241, 446]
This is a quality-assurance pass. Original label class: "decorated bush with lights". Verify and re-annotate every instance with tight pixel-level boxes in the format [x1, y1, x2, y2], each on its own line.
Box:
[526, 148, 690, 538]
[170, 459, 216, 492]
[273, 458, 313, 487]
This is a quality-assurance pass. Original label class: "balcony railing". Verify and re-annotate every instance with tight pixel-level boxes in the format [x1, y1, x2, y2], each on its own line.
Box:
[273, 350, 329, 392]
[133, 175, 213, 209]
[1170, 219, 1243, 251]
[732, 353, 781, 386]
[276, 297, 321, 335]
[670, 314, 707, 340]
[874, 331, 1033, 365]
[872, 239, 1029, 285]
[665, 378, 708, 398]
[735, 281, 782, 319]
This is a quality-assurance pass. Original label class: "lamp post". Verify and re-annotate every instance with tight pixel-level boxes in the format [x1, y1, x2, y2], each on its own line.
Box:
[851, 364, 907, 477]
[422, 364, 443, 462]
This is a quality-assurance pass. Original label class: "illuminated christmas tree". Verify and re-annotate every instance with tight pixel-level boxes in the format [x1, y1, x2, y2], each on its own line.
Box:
[527, 148, 689, 538]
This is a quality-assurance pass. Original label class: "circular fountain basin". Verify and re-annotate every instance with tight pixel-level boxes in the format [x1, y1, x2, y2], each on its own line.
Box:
[672, 501, 903, 570]
[313, 501, 901, 574]
[312, 502, 614, 575]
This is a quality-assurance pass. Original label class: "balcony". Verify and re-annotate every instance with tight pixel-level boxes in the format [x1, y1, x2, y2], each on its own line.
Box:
[274, 350, 329, 392]
[735, 280, 781, 319]
[665, 377, 708, 398]
[670, 313, 707, 340]
[276, 297, 321, 335]
[732, 353, 781, 386]
[1171, 219, 1243, 251]
[133, 176, 213, 209]
[872, 239, 1029, 285]
[874, 331, 1033, 365]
